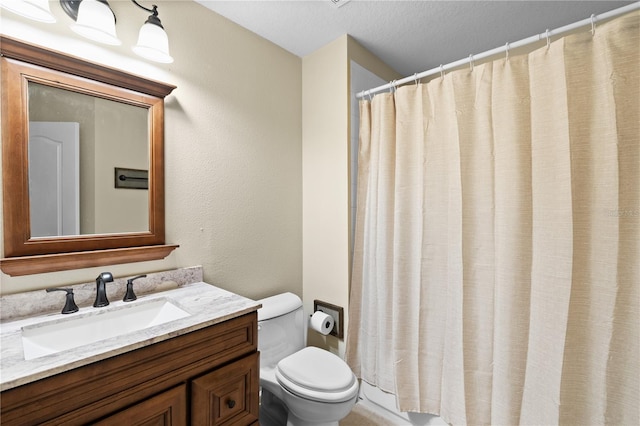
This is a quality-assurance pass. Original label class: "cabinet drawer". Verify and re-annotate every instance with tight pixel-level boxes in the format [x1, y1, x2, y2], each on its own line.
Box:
[191, 352, 260, 426]
[93, 384, 187, 426]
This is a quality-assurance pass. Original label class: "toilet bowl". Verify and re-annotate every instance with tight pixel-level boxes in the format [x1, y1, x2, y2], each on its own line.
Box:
[257, 293, 359, 426]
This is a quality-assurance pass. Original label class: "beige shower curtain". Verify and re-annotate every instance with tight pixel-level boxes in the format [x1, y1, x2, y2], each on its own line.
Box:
[346, 11, 639, 426]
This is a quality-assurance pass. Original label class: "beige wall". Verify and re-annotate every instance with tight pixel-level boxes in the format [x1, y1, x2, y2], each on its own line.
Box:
[0, 0, 302, 300]
[302, 36, 349, 355]
[302, 35, 399, 356]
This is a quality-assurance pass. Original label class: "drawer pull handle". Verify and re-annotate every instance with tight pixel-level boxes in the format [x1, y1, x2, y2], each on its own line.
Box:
[227, 399, 236, 409]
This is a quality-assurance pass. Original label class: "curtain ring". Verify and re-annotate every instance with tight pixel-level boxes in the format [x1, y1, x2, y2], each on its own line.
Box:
[389, 80, 396, 93]
[590, 14, 597, 35]
[414, 73, 419, 85]
[469, 54, 474, 71]
[440, 64, 445, 80]
[505, 42, 510, 61]
[367, 90, 372, 101]
[545, 29, 551, 49]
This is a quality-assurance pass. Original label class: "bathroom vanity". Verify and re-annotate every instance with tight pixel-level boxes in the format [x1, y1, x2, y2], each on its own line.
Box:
[0, 281, 261, 425]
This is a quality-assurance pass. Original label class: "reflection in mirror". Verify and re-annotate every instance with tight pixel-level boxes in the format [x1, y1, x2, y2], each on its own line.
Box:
[28, 82, 149, 237]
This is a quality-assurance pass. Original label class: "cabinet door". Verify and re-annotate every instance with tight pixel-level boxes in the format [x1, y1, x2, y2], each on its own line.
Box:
[191, 352, 260, 426]
[93, 384, 187, 426]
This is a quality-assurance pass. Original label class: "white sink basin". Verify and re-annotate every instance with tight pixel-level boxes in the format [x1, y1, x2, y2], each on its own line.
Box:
[21, 299, 190, 360]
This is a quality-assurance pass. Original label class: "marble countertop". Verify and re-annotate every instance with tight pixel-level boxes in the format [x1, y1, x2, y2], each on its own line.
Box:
[0, 282, 260, 391]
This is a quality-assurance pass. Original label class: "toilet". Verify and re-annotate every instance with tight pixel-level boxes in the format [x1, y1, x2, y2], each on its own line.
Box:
[257, 292, 359, 426]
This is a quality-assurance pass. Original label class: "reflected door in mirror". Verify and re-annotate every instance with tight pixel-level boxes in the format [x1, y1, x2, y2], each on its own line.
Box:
[29, 122, 80, 237]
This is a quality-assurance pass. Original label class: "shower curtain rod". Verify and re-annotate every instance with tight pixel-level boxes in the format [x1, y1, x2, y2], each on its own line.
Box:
[356, 2, 640, 99]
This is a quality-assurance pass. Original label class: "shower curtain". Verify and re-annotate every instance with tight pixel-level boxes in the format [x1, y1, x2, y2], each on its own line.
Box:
[346, 11, 639, 426]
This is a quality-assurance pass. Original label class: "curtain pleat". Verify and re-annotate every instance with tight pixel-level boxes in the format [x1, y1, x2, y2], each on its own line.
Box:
[558, 25, 620, 425]
[491, 52, 533, 426]
[346, 11, 639, 426]
[519, 36, 575, 426]
[391, 85, 425, 406]
[601, 11, 640, 425]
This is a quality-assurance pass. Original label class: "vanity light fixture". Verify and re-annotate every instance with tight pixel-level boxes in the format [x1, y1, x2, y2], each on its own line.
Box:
[66, 0, 120, 45]
[131, 2, 173, 63]
[60, 0, 174, 63]
[0, 0, 56, 23]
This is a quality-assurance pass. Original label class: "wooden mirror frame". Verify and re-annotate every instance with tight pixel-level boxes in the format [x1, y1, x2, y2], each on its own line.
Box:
[0, 36, 178, 276]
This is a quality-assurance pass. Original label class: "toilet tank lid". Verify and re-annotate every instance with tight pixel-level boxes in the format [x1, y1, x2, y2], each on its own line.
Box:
[258, 292, 302, 321]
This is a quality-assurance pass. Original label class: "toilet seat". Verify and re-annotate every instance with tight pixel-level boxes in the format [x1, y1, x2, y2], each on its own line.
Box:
[275, 346, 358, 403]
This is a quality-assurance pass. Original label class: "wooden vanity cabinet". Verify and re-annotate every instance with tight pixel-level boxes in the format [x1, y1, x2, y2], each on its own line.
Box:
[0, 312, 259, 426]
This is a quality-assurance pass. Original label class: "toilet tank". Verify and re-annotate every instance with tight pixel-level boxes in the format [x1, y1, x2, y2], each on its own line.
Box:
[257, 292, 305, 369]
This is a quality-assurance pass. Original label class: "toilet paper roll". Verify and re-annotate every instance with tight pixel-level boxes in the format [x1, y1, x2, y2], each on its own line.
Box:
[310, 311, 335, 335]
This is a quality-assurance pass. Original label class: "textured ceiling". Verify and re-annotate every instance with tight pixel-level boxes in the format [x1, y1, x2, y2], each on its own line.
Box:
[196, 0, 634, 77]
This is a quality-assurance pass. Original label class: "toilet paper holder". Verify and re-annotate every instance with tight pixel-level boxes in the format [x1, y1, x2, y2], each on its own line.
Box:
[313, 300, 344, 339]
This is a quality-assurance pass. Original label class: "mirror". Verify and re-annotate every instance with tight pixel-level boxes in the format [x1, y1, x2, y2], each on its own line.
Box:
[28, 81, 149, 237]
[1, 36, 177, 276]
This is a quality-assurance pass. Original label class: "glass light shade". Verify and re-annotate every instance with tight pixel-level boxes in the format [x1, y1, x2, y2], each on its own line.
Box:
[0, 0, 56, 23]
[70, 0, 121, 46]
[133, 22, 174, 64]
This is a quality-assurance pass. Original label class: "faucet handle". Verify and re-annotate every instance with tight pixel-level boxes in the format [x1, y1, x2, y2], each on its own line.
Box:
[123, 274, 147, 302]
[46, 288, 79, 314]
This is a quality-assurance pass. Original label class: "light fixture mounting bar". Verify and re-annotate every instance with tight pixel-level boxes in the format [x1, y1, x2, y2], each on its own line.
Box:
[131, 0, 156, 15]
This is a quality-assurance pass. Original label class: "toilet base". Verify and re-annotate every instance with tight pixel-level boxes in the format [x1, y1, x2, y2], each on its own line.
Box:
[260, 386, 357, 426]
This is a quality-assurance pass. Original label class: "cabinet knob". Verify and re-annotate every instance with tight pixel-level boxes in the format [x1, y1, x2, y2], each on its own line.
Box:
[227, 399, 236, 409]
